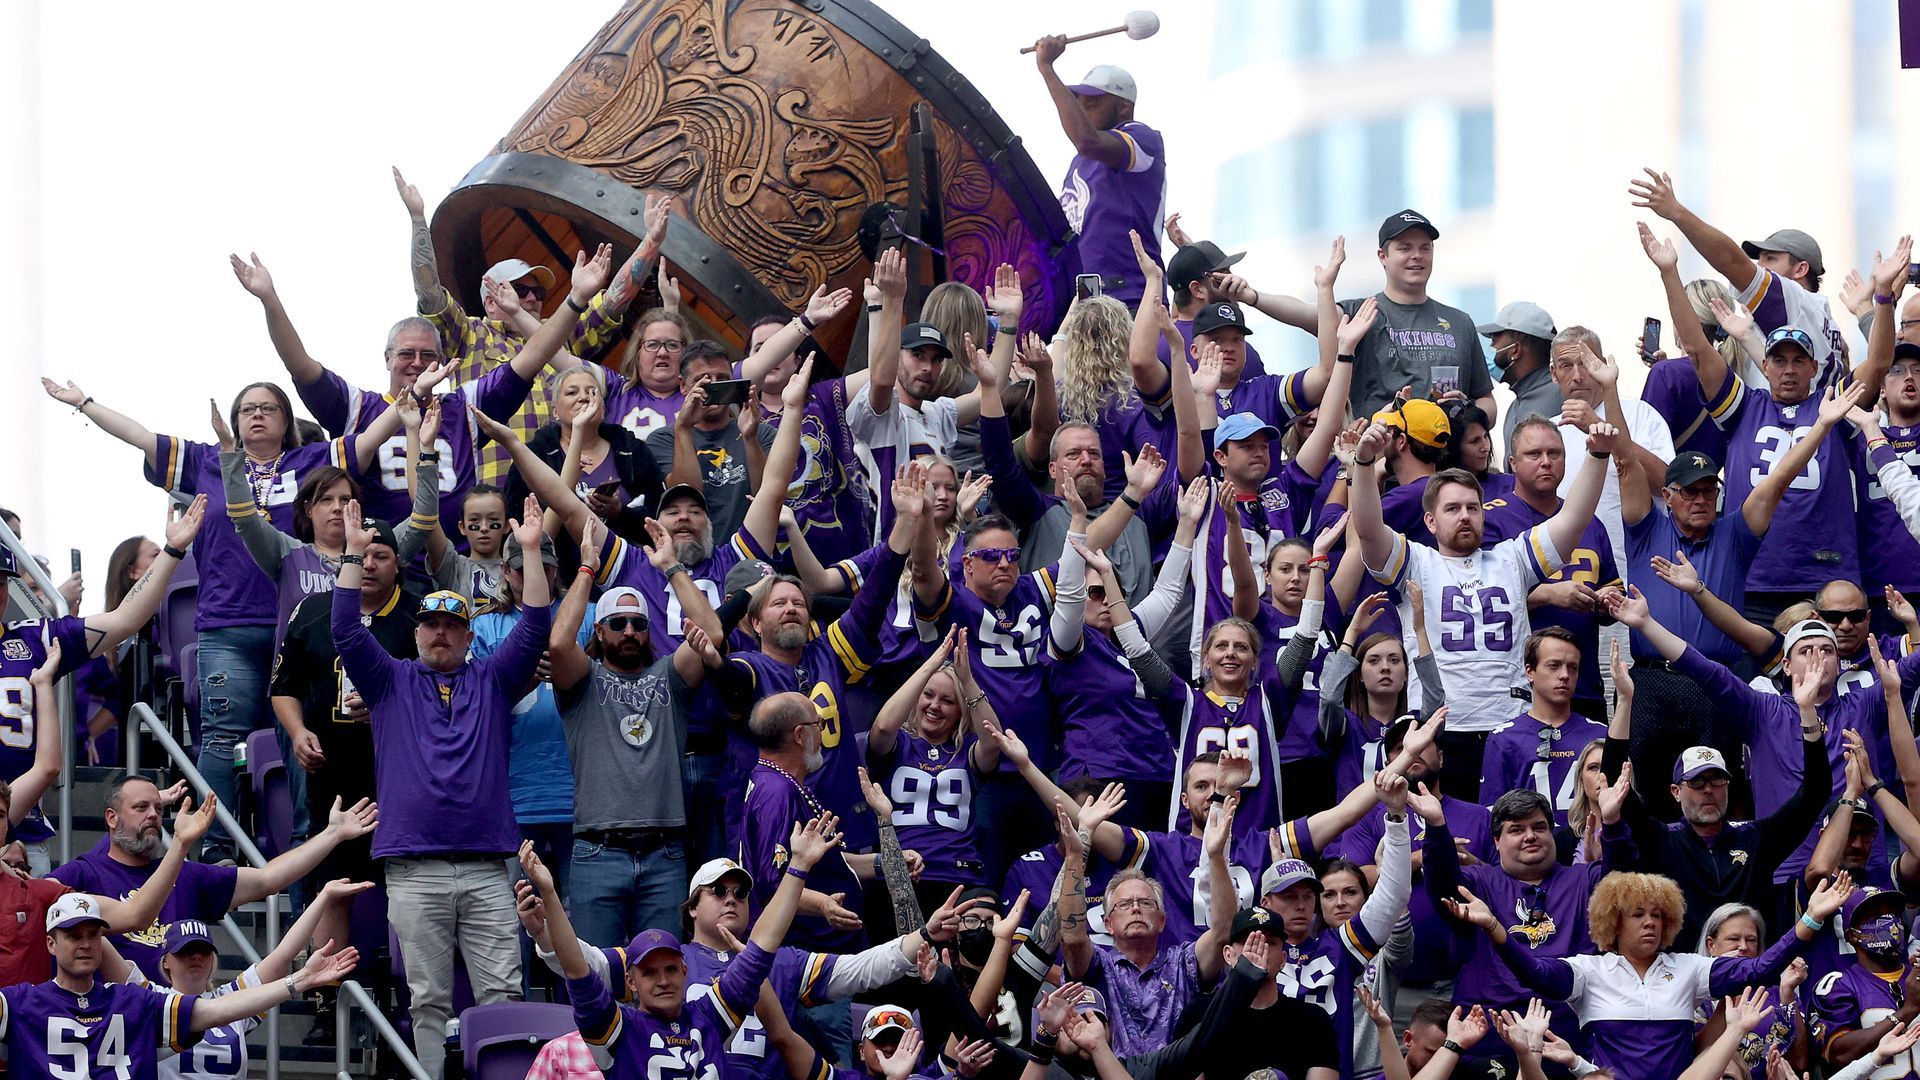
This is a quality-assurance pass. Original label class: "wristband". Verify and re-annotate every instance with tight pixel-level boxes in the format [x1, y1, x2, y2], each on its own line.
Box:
[663, 563, 689, 578]
[866, 303, 883, 313]
[1306, 554, 1330, 568]
[1868, 438, 1891, 451]
[566, 295, 588, 314]
[1336, 353, 1357, 364]
[284, 975, 301, 999]
[798, 313, 817, 331]
[1119, 491, 1142, 510]
[1441, 1040, 1464, 1055]
[1589, 449, 1610, 460]
[1028, 1041, 1056, 1066]
[76, 396, 94, 413]
[162, 543, 188, 561]
[964, 693, 986, 710]
[340, 554, 365, 566]
[418, 451, 442, 462]
[577, 564, 596, 576]
[1799, 912, 1823, 932]
[1867, 781, 1888, 800]
[1354, 457, 1376, 467]
[784, 865, 809, 882]
[1876, 293, 1898, 306]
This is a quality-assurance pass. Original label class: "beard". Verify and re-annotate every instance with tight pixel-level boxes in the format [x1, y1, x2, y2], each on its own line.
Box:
[673, 533, 714, 568]
[769, 622, 808, 650]
[112, 822, 165, 860]
[1073, 472, 1103, 508]
[803, 744, 825, 775]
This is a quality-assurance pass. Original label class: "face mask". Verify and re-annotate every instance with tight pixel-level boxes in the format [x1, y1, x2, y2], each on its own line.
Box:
[957, 926, 996, 966]
[1491, 343, 1517, 371]
[1856, 915, 1904, 960]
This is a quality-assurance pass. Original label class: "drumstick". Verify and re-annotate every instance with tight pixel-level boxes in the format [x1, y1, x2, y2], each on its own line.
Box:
[1020, 11, 1160, 53]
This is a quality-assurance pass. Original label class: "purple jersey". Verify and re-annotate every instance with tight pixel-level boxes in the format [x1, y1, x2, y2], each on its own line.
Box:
[1003, 830, 1147, 948]
[682, 942, 837, 1080]
[0, 616, 91, 842]
[762, 377, 871, 566]
[1326, 710, 1389, 806]
[1813, 963, 1915, 1074]
[297, 366, 530, 537]
[0, 977, 196, 1079]
[871, 729, 986, 886]
[1045, 627, 1177, 784]
[1272, 917, 1389, 1080]
[47, 842, 239, 985]
[145, 437, 355, 631]
[1702, 986, 1799, 1080]
[916, 571, 1057, 773]
[1641, 358, 1729, 463]
[1140, 825, 1278, 944]
[1155, 318, 1268, 382]
[605, 380, 685, 445]
[1252, 601, 1339, 763]
[596, 528, 766, 654]
[1479, 712, 1609, 829]
[571, 940, 771, 1078]
[1160, 681, 1286, 839]
[1481, 495, 1620, 701]
[1341, 797, 1492, 986]
[1097, 400, 1176, 510]
[1059, 120, 1166, 303]
[1222, 369, 1311, 442]
[1707, 369, 1860, 593]
[1189, 470, 1321, 661]
[1860, 424, 1920, 593]
[740, 761, 864, 952]
[1380, 477, 1435, 547]
[830, 542, 938, 668]
[268, 546, 336, 656]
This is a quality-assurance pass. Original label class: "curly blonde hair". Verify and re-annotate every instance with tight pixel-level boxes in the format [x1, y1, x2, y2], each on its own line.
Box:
[1057, 295, 1136, 424]
[1588, 872, 1686, 953]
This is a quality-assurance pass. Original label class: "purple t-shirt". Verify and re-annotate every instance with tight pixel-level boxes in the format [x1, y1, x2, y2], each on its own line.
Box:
[0, 976, 197, 1077]
[1044, 627, 1177, 784]
[1707, 369, 1859, 593]
[1223, 369, 1311, 441]
[330, 585, 547, 858]
[605, 380, 685, 446]
[739, 761, 864, 953]
[1479, 712, 1609, 829]
[1640, 358, 1728, 463]
[1059, 120, 1166, 303]
[570, 940, 771, 1078]
[269, 546, 337, 656]
[871, 728, 987, 887]
[0, 616, 90, 842]
[1812, 963, 1909, 1066]
[1156, 317, 1268, 381]
[145, 437, 356, 631]
[1141, 824, 1278, 945]
[47, 841, 239, 984]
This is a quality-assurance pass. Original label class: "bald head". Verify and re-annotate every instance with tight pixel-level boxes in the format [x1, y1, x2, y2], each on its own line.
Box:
[748, 692, 816, 750]
[1815, 579, 1870, 655]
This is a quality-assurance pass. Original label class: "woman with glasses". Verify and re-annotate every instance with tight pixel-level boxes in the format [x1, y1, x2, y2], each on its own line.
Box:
[42, 375, 388, 862]
[608, 307, 692, 440]
[1439, 399, 1515, 499]
[503, 362, 664, 552]
[1693, 902, 1811, 1080]
[394, 396, 510, 601]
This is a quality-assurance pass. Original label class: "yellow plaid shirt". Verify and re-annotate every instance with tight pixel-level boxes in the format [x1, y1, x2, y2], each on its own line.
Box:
[422, 287, 627, 486]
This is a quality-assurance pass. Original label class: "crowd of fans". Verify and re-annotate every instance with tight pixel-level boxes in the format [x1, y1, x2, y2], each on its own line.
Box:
[7, 35, 1920, 1080]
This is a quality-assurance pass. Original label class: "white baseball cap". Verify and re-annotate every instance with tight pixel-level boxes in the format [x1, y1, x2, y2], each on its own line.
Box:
[1783, 618, 1838, 657]
[46, 893, 110, 933]
[687, 858, 754, 898]
[483, 258, 555, 290]
[1069, 65, 1138, 103]
[1673, 745, 1731, 783]
[595, 586, 649, 628]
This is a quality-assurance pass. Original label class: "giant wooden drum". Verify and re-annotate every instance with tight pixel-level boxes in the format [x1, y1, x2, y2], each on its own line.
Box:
[430, 0, 1073, 360]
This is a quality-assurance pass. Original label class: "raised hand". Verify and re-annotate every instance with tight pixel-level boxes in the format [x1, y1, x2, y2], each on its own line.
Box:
[1584, 421, 1621, 458]
[469, 404, 520, 448]
[1130, 229, 1160, 282]
[1871, 633, 1903, 697]
[1405, 781, 1446, 826]
[1400, 706, 1445, 761]
[1648, 549, 1702, 596]
[298, 939, 360, 989]
[782, 353, 817, 411]
[985, 263, 1024, 323]
[1874, 1020, 1920, 1067]
[874, 247, 907, 302]
[413, 357, 457, 398]
[1781, 957, 1809, 996]
[1443, 885, 1500, 933]
[1215, 749, 1253, 792]
[682, 621, 722, 669]
[1581, 345, 1620, 392]
[1805, 869, 1855, 922]
[857, 765, 894, 820]
[1163, 213, 1192, 249]
[994, 888, 1030, 942]
[1603, 584, 1652, 629]
[804, 285, 855, 327]
[508, 493, 545, 552]
[1349, 592, 1391, 638]
[173, 793, 216, 846]
[1636, 221, 1679, 271]
[1611, 639, 1634, 700]
[1036, 982, 1088, 1033]
[1079, 782, 1128, 835]
[1191, 342, 1223, 398]
[1628, 168, 1682, 221]
[1596, 763, 1633, 824]
[210, 399, 236, 454]
[957, 471, 993, 520]
[41, 378, 88, 408]
[1376, 771, 1409, 816]
[1723, 985, 1772, 1035]
[657, 260, 682, 312]
[1313, 235, 1347, 291]
[1176, 475, 1210, 529]
[1817, 380, 1868, 430]
[788, 813, 843, 872]
[1124, 443, 1166, 493]
[570, 243, 615, 303]
[518, 838, 555, 893]
[1708, 296, 1754, 341]
[1841, 269, 1873, 317]
[1054, 798, 1085, 860]
[993, 724, 1030, 769]
[1337, 296, 1378, 354]
[1070, 538, 1114, 582]
[1872, 235, 1915, 298]
[1331, 420, 1365, 469]
[393, 166, 425, 216]
[1356, 985, 1391, 1028]
[891, 461, 929, 520]
[228, 252, 277, 300]
[1201, 793, 1236, 856]
[326, 796, 378, 840]
[950, 1037, 995, 1079]
[1447, 1004, 1491, 1050]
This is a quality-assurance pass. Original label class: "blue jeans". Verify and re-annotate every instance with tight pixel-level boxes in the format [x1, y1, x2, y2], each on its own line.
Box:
[195, 625, 274, 852]
[565, 837, 687, 949]
[682, 752, 727, 867]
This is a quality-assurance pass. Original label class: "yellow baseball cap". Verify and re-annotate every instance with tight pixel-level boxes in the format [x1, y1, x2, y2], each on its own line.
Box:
[1371, 399, 1451, 449]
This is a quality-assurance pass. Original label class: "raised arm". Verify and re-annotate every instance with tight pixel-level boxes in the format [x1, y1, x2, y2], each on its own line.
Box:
[229, 252, 326, 386]
[1742, 380, 1863, 536]
[740, 285, 853, 385]
[82, 498, 205, 660]
[1854, 237, 1913, 404]
[950, 265, 1023, 428]
[1344, 422, 1401, 576]
[1030, 37, 1130, 168]
[471, 407, 595, 544]
[230, 796, 379, 907]
[548, 516, 601, 693]
[1648, 550, 1775, 658]
[866, 248, 907, 414]
[1166, 304, 1206, 483]
[1218, 480, 1261, 622]
[1083, 444, 1166, 555]
[1630, 168, 1759, 294]
[1545, 422, 1617, 564]
[10, 642, 67, 822]
[1871, 637, 1920, 810]
[601, 194, 672, 320]
[1294, 290, 1369, 480]
[1679, 989, 1774, 1080]
[1128, 231, 1172, 400]
[872, 628, 957, 753]
[94, 795, 216, 934]
[42, 379, 162, 469]
[1193, 798, 1238, 983]
[1054, 798, 1096, 979]
[260, 878, 375, 981]
[395, 167, 446, 316]
[395, 394, 454, 570]
[188, 940, 360, 1032]
[505, 248, 605, 382]
[741, 354, 816, 553]
[1639, 222, 1731, 402]
[1604, 583, 1689, 662]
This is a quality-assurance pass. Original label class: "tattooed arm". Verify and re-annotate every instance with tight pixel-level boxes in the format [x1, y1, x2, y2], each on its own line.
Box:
[859, 768, 925, 934]
[1055, 800, 1095, 980]
[396, 168, 447, 317]
[603, 194, 671, 317]
[83, 498, 208, 659]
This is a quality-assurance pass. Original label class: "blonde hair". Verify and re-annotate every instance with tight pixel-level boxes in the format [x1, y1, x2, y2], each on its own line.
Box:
[911, 454, 964, 577]
[1564, 739, 1606, 862]
[1683, 280, 1746, 373]
[1774, 601, 1817, 635]
[1056, 295, 1135, 424]
[908, 667, 974, 744]
[920, 284, 989, 400]
[1588, 871, 1686, 953]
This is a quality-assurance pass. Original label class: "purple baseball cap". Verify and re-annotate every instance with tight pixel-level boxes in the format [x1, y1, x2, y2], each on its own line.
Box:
[165, 919, 217, 955]
[1843, 886, 1904, 928]
[623, 928, 684, 967]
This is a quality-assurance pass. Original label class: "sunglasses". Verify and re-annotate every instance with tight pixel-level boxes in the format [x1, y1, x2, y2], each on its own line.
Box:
[420, 593, 471, 619]
[1086, 585, 1108, 602]
[966, 547, 1020, 565]
[512, 282, 547, 302]
[1534, 725, 1563, 762]
[392, 348, 443, 362]
[704, 884, 750, 901]
[1819, 608, 1869, 625]
[602, 616, 648, 633]
[1682, 776, 1729, 791]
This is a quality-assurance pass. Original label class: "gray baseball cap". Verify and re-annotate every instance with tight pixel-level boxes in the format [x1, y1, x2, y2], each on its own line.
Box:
[1476, 301, 1557, 341]
[1740, 229, 1825, 279]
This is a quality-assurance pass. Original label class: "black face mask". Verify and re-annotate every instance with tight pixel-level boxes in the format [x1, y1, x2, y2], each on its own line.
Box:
[956, 926, 996, 966]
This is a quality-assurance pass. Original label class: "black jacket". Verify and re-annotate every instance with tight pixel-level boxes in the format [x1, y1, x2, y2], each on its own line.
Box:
[505, 420, 665, 556]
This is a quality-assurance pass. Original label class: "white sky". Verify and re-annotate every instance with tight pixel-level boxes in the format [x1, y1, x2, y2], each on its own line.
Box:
[2, 0, 1201, 586]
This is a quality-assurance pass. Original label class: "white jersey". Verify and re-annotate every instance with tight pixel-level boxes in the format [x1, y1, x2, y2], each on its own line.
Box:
[131, 961, 260, 1079]
[1371, 528, 1562, 732]
[1737, 266, 1845, 373]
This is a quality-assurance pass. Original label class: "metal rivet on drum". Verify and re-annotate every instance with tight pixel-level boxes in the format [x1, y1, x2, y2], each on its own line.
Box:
[631, 208, 640, 215]
[596, 190, 605, 197]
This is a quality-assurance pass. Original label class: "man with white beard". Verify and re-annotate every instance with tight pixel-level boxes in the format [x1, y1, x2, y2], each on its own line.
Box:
[738, 694, 869, 953]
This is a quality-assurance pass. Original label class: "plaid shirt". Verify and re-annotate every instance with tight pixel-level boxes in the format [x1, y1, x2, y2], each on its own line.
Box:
[422, 286, 627, 486]
[525, 1031, 601, 1080]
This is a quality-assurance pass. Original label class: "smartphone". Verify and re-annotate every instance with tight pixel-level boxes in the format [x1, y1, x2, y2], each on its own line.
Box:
[69, 549, 81, 575]
[1640, 317, 1662, 361]
[702, 378, 752, 406]
[1075, 273, 1103, 300]
[1909, 263, 1919, 286]
[592, 481, 623, 498]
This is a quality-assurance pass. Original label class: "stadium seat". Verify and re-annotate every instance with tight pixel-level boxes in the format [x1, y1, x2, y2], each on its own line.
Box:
[245, 728, 290, 859]
[460, 1001, 576, 1079]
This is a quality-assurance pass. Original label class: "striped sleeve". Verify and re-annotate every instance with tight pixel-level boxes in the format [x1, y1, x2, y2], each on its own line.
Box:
[1518, 524, 1564, 583]
[1272, 816, 1317, 863]
[1337, 915, 1384, 964]
[146, 434, 190, 494]
[1368, 532, 1411, 589]
[825, 621, 873, 685]
[1034, 566, 1058, 604]
[796, 951, 834, 1007]
[163, 988, 196, 1053]
[1705, 368, 1746, 427]
[1282, 369, 1312, 418]
[596, 533, 628, 588]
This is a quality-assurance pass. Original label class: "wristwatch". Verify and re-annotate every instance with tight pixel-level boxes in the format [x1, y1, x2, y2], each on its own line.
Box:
[1441, 1040, 1464, 1055]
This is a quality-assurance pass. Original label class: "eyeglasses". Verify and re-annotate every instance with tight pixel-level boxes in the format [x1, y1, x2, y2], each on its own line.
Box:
[958, 914, 991, 930]
[640, 339, 685, 354]
[704, 884, 750, 901]
[1667, 484, 1720, 501]
[602, 616, 648, 633]
[1683, 776, 1729, 792]
[236, 402, 283, 417]
[1086, 586, 1108, 602]
[966, 547, 1020, 565]
[1891, 362, 1920, 378]
[513, 282, 547, 302]
[392, 348, 444, 363]
[1109, 897, 1160, 913]
[1819, 608, 1869, 625]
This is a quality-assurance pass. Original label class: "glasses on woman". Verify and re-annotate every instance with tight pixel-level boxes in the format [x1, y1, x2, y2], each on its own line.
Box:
[236, 402, 283, 417]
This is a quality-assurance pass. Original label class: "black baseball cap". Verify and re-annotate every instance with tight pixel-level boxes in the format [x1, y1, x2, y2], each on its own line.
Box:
[1228, 906, 1281, 943]
[659, 483, 709, 512]
[1893, 342, 1920, 364]
[1664, 451, 1721, 488]
[900, 323, 953, 360]
[363, 518, 400, 554]
[1379, 209, 1440, 246]
[1166, 241, 1246, 290]
[1192, 302, 1252, 337]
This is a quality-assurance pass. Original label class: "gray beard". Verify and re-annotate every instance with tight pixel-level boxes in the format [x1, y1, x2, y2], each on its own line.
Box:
[769, 623, 808, 650]
[113, 824, 165, 860]
[803, 746, 824, 775]
[674, 535, 713, 568]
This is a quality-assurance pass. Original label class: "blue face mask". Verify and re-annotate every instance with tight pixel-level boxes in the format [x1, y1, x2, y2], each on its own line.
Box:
[1856, 914, 1904, 960]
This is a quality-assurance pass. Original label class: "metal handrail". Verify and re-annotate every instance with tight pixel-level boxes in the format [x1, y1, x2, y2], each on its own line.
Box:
[338, 979, 430, 1079]
[127, 703, 282, 1080]
[0, 518, 77, 866]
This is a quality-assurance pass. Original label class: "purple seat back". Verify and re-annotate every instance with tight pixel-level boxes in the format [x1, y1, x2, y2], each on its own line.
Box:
[244, 729, 289, 859]
[461, 1002, 577, 1077]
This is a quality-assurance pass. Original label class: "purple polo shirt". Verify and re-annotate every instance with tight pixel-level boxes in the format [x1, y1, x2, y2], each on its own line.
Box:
[1083, 939, 1204, 1057]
